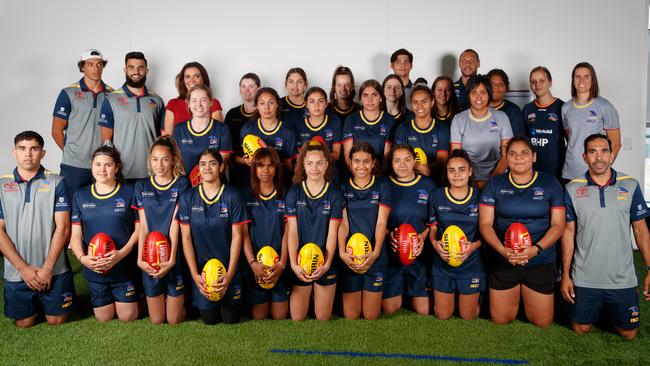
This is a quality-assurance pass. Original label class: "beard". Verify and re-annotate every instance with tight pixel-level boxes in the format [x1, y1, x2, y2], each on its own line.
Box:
[126, 74, 146, 88]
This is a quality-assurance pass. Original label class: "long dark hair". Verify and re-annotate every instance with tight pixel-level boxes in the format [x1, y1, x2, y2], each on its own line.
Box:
[250, 147, 283, 197]
[382, 74, 406, 117]
[442, 149, 475, 188]
[148, 136, 184, 178]
[571, 62, 599, 99]
[329, 65, 356, 105]
[348, 141, 379, 176]
[293, 140, 334, 184]
[91, 143, 125, 183]
[176, 62, 211, 100]
[384, 143, 416, 178]
[254, 87, 282, 121]
[431, 76, 459, 120]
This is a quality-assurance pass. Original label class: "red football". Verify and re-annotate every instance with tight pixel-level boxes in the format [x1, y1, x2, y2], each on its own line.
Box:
[189, 165, 202, 187]
[395, 223, 418, 266]
[504, 222, 532, 253]
[88, 232, 116, 258]
[144, 231, 170, 270]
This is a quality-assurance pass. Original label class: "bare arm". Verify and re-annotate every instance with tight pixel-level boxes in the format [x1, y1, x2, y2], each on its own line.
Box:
[51, 117, 67, 151]
[0, 220, 45, 291]
[632, 219, 650, 301]
[36, 210, 71, 288]
[561, 220, 576, 303]
[163, 111, 175, 136]
[606, 129, 621, 162]
[491, 140, 510, 177]
[100, 127, 113, 143]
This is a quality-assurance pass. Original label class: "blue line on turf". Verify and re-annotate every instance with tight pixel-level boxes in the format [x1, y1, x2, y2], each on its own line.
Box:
[270, 349, 529, 365]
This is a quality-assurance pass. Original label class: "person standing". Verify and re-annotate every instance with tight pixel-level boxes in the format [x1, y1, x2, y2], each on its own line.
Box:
[454, 49, 480, 111]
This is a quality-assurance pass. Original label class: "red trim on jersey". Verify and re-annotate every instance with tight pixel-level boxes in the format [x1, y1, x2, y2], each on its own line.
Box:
[72, 222, 81, 225]
[233, 220, 252, 226]
[329, 218, 343, 222]
[603, 128, 620, 131]
[551, 206, 566, 210]
[342, 137, 353, 143]
[220, 150, 235, 154]
[378, 203, 392, 210]
[479, 203, 494, 208]
[436, 149, 448, 153]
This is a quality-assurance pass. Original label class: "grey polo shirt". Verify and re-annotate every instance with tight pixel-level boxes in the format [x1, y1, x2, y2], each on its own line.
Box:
[565, 170, 649, 289]
[0, 167, 71, 282]
[98, 85, 164, 179]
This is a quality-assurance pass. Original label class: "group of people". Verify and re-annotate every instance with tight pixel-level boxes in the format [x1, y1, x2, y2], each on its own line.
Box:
[0, 48, 648, 340]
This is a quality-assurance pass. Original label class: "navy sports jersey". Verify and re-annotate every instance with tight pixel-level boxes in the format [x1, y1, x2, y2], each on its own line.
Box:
[177, 184, 248, 270]
[327, 103, 360, 123]
[239, 119, 298, 161]
[392, 109, 415, 125]
[224, 105, 256, 151]
[386, 174, 437, 233]
[394, 119, 450, 163]
[522, 98, 566, 179]
[173, 119, 234, 176]
[342, 111, 397, 162]
[134, 176, 190, 234]
[72, 183, 138, 283]
[341, 176, 392, 243]
[242, 187, 286, 255]
[494, 99, 526, 137]
[480, 171, 564, 266]
[280, 96, 307, 130]
[285, 181, 343, 251]
[295, 114, 342, 151]
[428, 187, 485, 278]
[453, 79, 469, 111]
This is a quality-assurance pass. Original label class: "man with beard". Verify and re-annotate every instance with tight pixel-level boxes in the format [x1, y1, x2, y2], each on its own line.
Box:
[99, 52, 164, 181]
[562, 134, 650, 339]
[453, 49, 480, 111]
[52, 49, 113, 199]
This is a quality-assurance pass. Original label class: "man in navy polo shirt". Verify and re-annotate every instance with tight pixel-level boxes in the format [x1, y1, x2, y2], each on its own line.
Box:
[52, 49, 113, 198]
[0, 131, 74, 328]
[562, 134, 650, 339]
[454, 49, 480, 111]
[99, 51, 164, 181]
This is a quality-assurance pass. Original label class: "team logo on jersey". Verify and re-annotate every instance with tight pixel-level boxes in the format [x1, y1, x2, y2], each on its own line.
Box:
[297, 200, 307, 207]
[114, 198, 126, 212]
[469, 205, 479, 216]
[219, 203, 229, 218]
[454, 88, 460, 97]
[82, 202, 96, 209]
[371, 191, 380, 203]
[417, 189, 429, 204]
[629, 306, 640, 323]
[373, 272, 384, 287]
[277, 200, 285, 213]
[547, 113, 558, 122]
[637, 204, 647, 216]
[232, 285, 242, 300]
[431, 135, 438, 147]
[117, 96, 129, 105]
[532, 187, 544, 200]
[208, 135, 219, 147]
[587, 110, 598, 123]
[575, 186, 589, 198]
[125, 283, 136, 297]
[3, 181, 18, 193]
[617, 186, 629, 200]
[380, 125, 387, 136]
[148, 99, 157, 109]
[61, 292, 74, 309]
[527, 113, 536, 124]
[56, 107, 67, 117]
[170, 188, 178, 199]
[322, 200, 331, 214]
[274, 137, 283, 148]
[489, 120, 499, 132]
[74, 91, 86, 100]
[325, 130, 334, 140]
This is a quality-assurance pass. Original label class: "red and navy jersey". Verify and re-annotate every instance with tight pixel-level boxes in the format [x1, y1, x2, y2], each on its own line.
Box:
[341, 176, 392, 243]
[522, 98, 566, 179]
[242, 187, 286, 255]
[386, 174, 437, 233]
[327, 103, 360, 123]
[173, 120, 233, 176]
[494, 99, 526, 137]
[134, 176, 189, 235]
[480, 171, 564, 266]
[285, 181, 343, 251]
[429, 187, 484, 278]
[177, 184, 248, 269]
[295, 114, 342, 151]
[239, 119, 298, 161]
[280, 96, 307, 130]
[342, 111, 397, 162]
[394, 119, 450, 163]
[392, 109, 415, 125]
[72, 183, 138, 283]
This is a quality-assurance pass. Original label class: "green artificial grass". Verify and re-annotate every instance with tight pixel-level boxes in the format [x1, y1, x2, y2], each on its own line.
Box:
[0, 252, 646, 366]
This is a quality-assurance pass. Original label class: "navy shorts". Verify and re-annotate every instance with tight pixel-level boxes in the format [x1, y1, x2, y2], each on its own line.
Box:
[191, 275, 242, 310]
[88, 279, 139, 307]
[244, 270, 290, 305]
[4, 271, 75, 320]
[572, 286, 640, 330]
[60, 164, 92, 200]
[291, 266, 338, 287]
[142, 270, 186, 298]
[433, 274, 485, 295]
[383, 259, 429, 298]
[339, 259, 386, 293]
[489, 262, 556, 294]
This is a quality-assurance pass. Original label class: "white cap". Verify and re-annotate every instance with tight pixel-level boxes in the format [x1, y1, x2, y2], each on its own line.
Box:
[80, 49, 106, 62]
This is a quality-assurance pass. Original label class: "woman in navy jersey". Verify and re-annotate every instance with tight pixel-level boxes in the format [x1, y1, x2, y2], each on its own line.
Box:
[327, 66, 359, 122]
[342, 80, 397, 171]
[487, 69, 526, 137]
[479, 136, 565, 327]
[338, 142, 391, 320]
[280, 67, 308, 130]
[173, 85, 233, 186]
[394, 85, 450, 178]
[296, 87, 342, 162]
[242, 148, 289, 320]
[522, 66, 565, 179]
[134, 136, 189, 324]
[432, 76, 459, 125]
[70, 144, 140, 322]
[178, 149, 248, 324]
[429, 149, 484, 320]
[383, 74, 414, 124]
[286, 141, 343, 321]
[163, 62, 223, 135]
[382, 144, 436, 315]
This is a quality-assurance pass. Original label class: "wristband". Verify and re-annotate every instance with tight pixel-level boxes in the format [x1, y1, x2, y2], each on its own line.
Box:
[533, 243, 544, 254]
[279, 262, 285, 269]
[248, 259, 256, 266]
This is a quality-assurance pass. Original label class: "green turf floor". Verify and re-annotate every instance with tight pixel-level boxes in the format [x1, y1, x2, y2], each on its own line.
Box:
[0, 252, 646, 366]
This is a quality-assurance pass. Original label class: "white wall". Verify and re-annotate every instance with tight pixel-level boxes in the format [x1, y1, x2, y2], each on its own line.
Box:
[0, 0, 647, 182]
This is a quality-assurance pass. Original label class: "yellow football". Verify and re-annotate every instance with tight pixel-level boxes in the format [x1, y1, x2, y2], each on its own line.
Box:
[441, 225, 468, 268]
[242, 134, 267, 159]
[413, 147, 428, 165]
[297, 243, 324, 275]
[201, 258, 227, 301]
[346, 233, 372, 274]
[256, 246, 280, 289]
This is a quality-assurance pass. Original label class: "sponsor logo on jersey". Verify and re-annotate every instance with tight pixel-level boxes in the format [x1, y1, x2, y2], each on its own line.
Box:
[74, 91, 86, 100]
[431, 135, 438, 147]
[325, 130, 334, 140]
[125, 283, 136, 297]
[322, 200, 331, 214]
[56, 107, 67, 117]
[499, 189, 514, 195]
[3, 181, 18, 193]
[547, 113, 558, 122]
[437, 205, 452, 212]
[407, 136, 418, 143]
[148, 98, 157, 109]
[191, 205, 204, 213]
[61, 292, 74, 309]
[274, 137, 283, 148]
[170, 188, 178, 199]
[219, 203, 229, 218]
[246, 201, 260, 207]
[373, 272, 384, 287]
[354, 125, 365, 131]
[469, 204, 479, 216]
[417, 189, 429, 204]
[300, 132, 311, 140]
[617, 186, 629, 200]
[208, 135, 219, 147]
[532, 187, 544, 200]
[344, 192, 354, 199]
[181, 138, 193, 145]
[527, 113, 536, 123]
[489, 120, 499, 132]
[587, 110, 598, 123]
[380, 125, 387, 136]
[117, 96, 129, 105]
[141, 191, 155, 198]
[277, 200, 285, 213]
[637, 204, 647, 216]
[82, 202, 96, 209]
